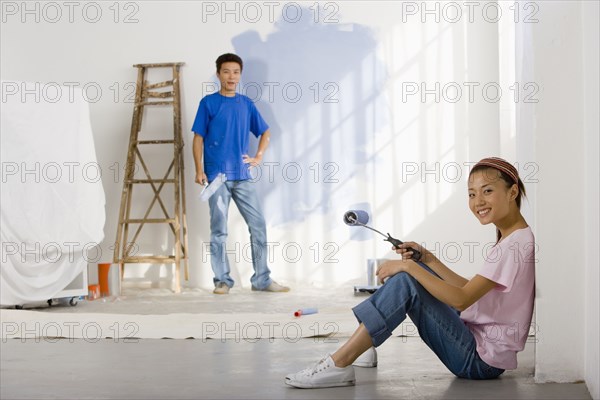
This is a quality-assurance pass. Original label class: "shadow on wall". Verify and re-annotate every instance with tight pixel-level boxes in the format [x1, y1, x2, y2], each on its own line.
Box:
[228, 7, 388, 227]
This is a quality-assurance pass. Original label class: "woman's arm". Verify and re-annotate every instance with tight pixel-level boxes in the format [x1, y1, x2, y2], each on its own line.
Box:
[420, 258, 470, 288]
[396, 242, 469, 287]
[377, 260, 497, 311]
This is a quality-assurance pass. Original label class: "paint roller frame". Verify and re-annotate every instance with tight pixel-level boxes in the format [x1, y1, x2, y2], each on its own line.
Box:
[344, 210, 422, 261]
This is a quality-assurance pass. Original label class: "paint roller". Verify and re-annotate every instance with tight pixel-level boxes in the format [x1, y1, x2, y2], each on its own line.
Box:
[343, 210, 422, 261]
[199, 173, 227, 202]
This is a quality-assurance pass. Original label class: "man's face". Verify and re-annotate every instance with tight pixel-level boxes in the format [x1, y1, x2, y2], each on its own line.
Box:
[217, 62, 241, 95]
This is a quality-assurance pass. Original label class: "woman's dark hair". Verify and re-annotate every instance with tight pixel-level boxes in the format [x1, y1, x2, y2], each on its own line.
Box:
[216, 53, 243, 73]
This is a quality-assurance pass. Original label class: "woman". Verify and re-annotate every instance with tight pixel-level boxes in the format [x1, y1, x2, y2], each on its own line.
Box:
[285, 157, 535, 388]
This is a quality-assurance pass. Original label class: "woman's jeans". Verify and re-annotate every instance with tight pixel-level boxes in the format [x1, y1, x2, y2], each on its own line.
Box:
[353, 262, 505, 380]
[208, 180, 272, 289]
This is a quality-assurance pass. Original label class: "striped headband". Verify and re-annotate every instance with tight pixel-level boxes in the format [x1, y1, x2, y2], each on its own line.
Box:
[472, 157, 519, 184]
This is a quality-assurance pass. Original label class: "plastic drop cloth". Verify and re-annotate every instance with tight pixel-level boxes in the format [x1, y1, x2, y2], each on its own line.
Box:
[1, 81, 105, 306]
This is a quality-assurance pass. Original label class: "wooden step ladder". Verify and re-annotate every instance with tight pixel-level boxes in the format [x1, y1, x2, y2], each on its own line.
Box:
[113, 62, 189, 293]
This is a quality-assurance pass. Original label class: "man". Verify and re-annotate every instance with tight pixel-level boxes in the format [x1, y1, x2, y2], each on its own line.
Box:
[192, 53, 289, 295]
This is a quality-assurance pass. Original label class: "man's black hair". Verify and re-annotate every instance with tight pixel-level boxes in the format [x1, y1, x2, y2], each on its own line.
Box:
[216, 53, 243, 73]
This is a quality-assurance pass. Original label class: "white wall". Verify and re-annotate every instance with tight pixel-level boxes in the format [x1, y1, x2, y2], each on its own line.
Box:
[2, 1, 598, 394]
[1, 1, 507, 289]
[583, 1, 600, 398]
[529, 1, 599, 396]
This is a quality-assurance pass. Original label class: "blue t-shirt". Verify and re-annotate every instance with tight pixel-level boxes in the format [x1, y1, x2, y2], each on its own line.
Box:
[191, 92, 269, 182]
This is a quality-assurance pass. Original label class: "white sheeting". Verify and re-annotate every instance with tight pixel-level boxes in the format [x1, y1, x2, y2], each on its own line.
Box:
[1, 81, 105, 306]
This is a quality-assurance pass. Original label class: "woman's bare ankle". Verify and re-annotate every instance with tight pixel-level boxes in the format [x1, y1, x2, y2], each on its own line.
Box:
[331, 351, 356, 368]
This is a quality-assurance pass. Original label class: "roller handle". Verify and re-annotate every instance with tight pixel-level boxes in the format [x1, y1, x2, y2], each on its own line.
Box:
[385, 234, 422, 261]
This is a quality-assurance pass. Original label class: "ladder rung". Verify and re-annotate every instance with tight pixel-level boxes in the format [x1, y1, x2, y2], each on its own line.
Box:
[123, 256, 176, 263]
[136, 140, 176, 145]
[145, 80, 174, 89]
[144, 91, 174, 98]
[133, 62, 184, 68]
[124, 218, 176, 223]
[126, 179, 176, 184]
[138, 101, 174, 106]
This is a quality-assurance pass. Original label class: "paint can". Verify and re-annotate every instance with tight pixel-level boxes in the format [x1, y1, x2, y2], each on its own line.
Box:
[87, 284, 100, 300]
[98, 263, 121, 297]
[366, 259, 386, 286]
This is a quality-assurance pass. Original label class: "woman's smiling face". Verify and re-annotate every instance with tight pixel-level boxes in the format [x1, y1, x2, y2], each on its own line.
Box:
[468, 168, 517, 226]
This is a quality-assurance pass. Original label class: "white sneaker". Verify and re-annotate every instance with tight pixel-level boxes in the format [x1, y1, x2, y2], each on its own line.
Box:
[352, 347, 378, 368]
[285, 355, 355, 388]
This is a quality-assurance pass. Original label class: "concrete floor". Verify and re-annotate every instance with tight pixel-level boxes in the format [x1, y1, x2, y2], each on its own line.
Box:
[1, 337, 591, 399]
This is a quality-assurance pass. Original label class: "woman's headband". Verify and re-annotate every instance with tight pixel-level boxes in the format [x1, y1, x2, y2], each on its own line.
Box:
[472, 157, 519, 184]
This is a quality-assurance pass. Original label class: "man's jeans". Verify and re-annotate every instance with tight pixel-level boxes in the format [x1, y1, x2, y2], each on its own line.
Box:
[353, 262, 505, 380]
[208, 180, 272, 289]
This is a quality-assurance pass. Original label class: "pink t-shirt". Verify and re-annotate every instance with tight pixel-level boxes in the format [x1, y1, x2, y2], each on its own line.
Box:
[460, 227, 535, 370]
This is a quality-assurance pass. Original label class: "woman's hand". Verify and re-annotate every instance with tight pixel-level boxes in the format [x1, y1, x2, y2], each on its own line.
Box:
[376, 260, 412, 284]
[393, 242, 438, 264]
